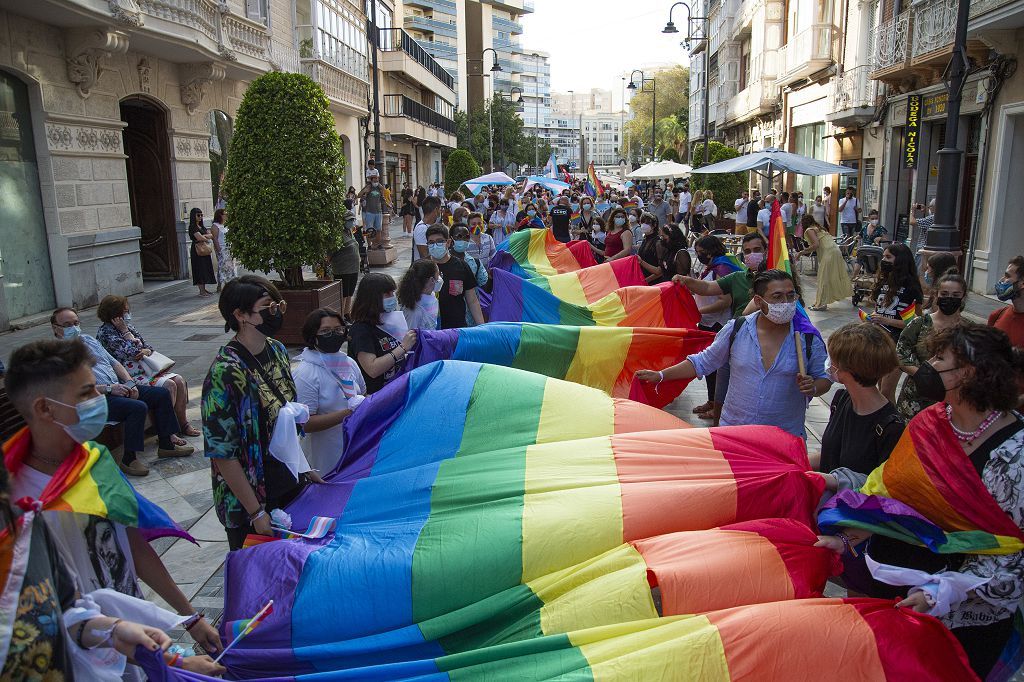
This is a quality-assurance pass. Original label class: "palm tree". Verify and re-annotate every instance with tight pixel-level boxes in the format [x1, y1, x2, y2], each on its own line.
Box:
[654, 116, 687, 158]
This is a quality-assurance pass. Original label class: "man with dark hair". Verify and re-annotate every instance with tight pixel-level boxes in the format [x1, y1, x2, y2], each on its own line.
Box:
[425, 224, 484, 328]
[5, 339, 223, 665]
[639, 268, 830, 438]
[413, 196, 442, 262]
[674, 232, 768, 319]
[49, 308, 191, 477]
[989, 256, 1024, 349]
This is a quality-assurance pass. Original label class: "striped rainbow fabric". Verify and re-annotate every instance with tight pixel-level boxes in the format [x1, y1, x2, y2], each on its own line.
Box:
[487, 268, 701, 329]
[524, 256, 648, 305]
[820, 403, 1024, 555]
[767, 198, 791, 274]
[490, 228, 597, 279]
[172, 361, 979, 681]
[405, 323, 716, 408]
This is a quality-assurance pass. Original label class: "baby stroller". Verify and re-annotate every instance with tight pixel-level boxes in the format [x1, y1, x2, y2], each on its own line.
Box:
[851, 243, 884, 306]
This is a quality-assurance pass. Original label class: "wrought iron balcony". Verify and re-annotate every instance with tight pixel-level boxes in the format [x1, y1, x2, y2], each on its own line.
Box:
[383, 94, 456, 135]
[379, 28, 455, 90]
[870, 10, 911, 80]
[828, 65, 878, 126]
[911, 0, 958, 62]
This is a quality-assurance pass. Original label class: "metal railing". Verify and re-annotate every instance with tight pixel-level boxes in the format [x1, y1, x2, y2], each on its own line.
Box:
[831, 64, 877, 112]
[492, 15, 524, 34]
[379, 28, 455, 90]
[404, 0, 457, 13]
[871, 10, 910, 72]
[911, 0, 957, 59]
[970, 0, 1020, 20]
[383, 94, 456, 135]
[406, 15, 457, 37]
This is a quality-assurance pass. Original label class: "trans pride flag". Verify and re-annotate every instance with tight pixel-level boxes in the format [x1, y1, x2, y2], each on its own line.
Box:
[490, 228, 597, 278]
[406, 323, 716, 408]
[487, 269, 701, 329]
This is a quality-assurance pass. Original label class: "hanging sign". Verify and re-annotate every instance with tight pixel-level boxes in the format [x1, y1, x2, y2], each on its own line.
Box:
[904, 95, 920, 169]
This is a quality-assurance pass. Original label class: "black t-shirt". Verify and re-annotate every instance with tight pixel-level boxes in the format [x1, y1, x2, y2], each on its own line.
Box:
[819, 389, 905, 476]
[437, 257, 477, 329]
[747, 200, 760, 227]
[549, 205, 572, 242]
[874, 282, 924, 340]
[637, 235, 660, 272]
[348, 321, 404, 394]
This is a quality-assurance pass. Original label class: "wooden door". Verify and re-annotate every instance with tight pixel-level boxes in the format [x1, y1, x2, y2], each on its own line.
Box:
[121, 98, 178, 279]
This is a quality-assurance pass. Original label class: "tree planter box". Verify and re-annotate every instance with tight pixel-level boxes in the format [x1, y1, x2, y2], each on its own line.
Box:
[274, 279, 342, 346]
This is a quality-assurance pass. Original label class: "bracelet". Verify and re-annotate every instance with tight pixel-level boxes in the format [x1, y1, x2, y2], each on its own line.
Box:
[168, 653, 183, 668]
[248, 506, 266, 523]
[836, 532, 859, 558]
[184, 613, 204, 631]
[654, 371, 665, 395]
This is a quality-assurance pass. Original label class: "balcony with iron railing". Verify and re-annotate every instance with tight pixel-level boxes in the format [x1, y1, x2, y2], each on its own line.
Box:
[382, 94, 457, 139]
[776, 23, 836, 86]
[970, 0, 1024, 22]
[406, 15, 457, 38]
[131, 0, 272, 65]
[827, 65, 878, 126]
[379, 28, 455, 91]
[870, 10, 911, 81]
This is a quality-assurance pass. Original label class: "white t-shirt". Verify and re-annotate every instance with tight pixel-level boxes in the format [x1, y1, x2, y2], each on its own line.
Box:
[734, 198, 749, 224]
[679, 191, 692, 212]
[292, 349, 366, 474]
[412, 220, 430, 261]
[757, 207, 772, 231]
[702, 199, 717, 218]
[403, 293, 439, 331]
[780, 202, 793, 226]
[839, 196, 860, 223]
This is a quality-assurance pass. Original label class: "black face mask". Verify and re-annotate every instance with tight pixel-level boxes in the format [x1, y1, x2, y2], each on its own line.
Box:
[696, 253, 710, 265]
[936, 297, 962, 316]
[254, 308, 284, 337]
[879, 260, 894, 273]
[912, 361, 956, 403]
[316, 332, 347, 354]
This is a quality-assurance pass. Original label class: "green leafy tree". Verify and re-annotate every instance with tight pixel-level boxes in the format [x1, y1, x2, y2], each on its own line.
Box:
[444, 149, 481, 196]
[661, 146, 680, 162]
[690, 141, 746, 210]
[452, 96, 553, 172]
[221, 71, 347, 288]
[625, 65, 689, 162]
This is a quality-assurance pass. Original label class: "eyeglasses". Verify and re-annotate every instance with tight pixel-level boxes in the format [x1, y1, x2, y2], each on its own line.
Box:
[255, 301, 287, 315]
[765, 292, 800, 303]
[316, 327, 346, 337]
[52, 320, 78, 328]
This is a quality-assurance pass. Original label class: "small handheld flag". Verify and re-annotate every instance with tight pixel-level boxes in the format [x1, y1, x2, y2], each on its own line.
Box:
[215, 600, 273, 663]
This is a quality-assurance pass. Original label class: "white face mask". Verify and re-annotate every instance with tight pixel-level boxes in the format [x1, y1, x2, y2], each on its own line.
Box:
[762, 300, 798, 325]
[628, 215, 638, 224]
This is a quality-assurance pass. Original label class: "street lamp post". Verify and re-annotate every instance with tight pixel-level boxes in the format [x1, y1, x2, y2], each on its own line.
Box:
[627, 70, 656, 163]
[479, 48, 503, 173]
[663, 2, 709, 164]
[533, 53, 540, 173]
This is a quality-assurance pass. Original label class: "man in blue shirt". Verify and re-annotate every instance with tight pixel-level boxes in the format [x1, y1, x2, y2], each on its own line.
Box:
[50, 307, 192, 476]
[637, 270, 831, 438]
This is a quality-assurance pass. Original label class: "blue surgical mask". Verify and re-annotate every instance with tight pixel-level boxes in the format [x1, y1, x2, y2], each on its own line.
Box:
[62, 325, 82, 340]
[923, 271, 934, 286]
[452, 240, 469, 253]
[428, 242, 448, 259]
[432, 277, 443, 293]
[614, 217, 626, 227]
[383, 295, 398, 313]
[49, 394, 109, 444]
[527, 209, 537, 217]
[123, 312, 132, 322]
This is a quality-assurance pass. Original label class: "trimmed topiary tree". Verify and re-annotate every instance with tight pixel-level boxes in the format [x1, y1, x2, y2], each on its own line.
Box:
[444, 149, 481, 196]
[690, 141, 746, 210]
[222, 71, 348, 288]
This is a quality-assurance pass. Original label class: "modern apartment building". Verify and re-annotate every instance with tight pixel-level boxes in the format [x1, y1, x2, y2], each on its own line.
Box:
[552, 89, 615, 118]
[0, 0, 455, 329]
[580, 113, 626, 167]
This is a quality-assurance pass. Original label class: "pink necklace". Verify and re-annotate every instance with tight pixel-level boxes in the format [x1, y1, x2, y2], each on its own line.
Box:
[944, 403, 1003, 445]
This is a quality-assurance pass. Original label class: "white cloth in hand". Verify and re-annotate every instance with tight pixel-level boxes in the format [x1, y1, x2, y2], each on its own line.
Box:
[347, 394, 366, 411]
[866, 554, 990, 618]
[269, 401, 312, 479]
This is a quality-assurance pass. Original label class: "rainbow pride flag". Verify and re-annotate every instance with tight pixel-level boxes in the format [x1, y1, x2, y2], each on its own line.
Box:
[820, 403, 1024, 555]
[406, 323, 716, 408]
[487, 269, 701, 328]
[525, 256, 647, 305]
[858, 302, 917, 324]
[1, 428, 190, 542]
[491, 228, 597, 279]
[767, 198, 791, 274]
[136, 598, 976, 680]
[584, 161, 605, 198]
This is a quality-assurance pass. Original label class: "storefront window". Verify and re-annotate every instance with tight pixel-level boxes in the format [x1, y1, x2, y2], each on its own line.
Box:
[792, 122, 825, 199]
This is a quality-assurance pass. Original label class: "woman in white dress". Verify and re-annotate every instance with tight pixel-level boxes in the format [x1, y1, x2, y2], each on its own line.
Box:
[211, 208, 237, 287]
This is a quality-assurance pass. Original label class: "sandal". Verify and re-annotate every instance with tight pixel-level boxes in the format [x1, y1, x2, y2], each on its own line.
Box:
[170, 434, 189, 447]
[179, 423, 201, 438]
[692, 401, 713, 414]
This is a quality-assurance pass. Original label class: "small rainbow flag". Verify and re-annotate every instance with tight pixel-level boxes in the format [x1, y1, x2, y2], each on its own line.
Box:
[858, 303, 916, 324]
[584, 161, 605, 198]
[857, 308, 869, 322]
[225, 601, 275, 640]
[571, 210, 581, 222]
[623, 200, 638, 209]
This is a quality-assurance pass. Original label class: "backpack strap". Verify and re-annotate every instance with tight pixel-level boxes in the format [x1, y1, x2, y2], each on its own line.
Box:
[874, 412, 907, 460]
[727, 316, 746, 352]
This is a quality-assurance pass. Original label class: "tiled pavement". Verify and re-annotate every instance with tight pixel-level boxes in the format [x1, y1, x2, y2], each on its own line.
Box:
[0, 231, 1005, 644]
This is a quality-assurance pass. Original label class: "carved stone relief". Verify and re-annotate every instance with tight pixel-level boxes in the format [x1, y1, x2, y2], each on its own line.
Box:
[64, 27, 130, 98]
[178, 62, 226, 115]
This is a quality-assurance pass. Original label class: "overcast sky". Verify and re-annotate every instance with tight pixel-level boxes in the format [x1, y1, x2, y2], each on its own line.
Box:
[520, 0, 690, 109]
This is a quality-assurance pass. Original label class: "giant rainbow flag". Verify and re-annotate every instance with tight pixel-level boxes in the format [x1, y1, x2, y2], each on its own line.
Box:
[522, 256, 647, 305]
[490, 228, 597, 279]
[146, 361, 978, 680]
[405, 323, 716, 408]
[488, 268, 701, 328]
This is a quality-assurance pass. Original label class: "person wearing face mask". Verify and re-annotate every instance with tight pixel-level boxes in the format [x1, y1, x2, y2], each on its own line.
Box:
[3, 339, 226, 677]
[358, 173, 390, 245]
[516, 203, 545, 231]
[648, 191, 671, 231]
[688, 236, 740, 419]
[450, 223, 489, 326]
[549, 196, 573, 243]
[413, 196, 442, 262]
[921, 252, 958, 312]
[635, 214, 664, 285]
[203, 275, 319, 550]
[50, 307, 191, 478]
[574, 197, 598, 237]
[989, 256, 1024, 351]
[627, 209, 645, 254]
[398, 259, 441, 331]
[292, 308, 366, 475]
[488, 199, 515, 244]
[637, 269, 830, 438]
[816, 323, 1024, 679]
[796, 214, 851, 311]
[860, 209, 889, 246]
[348, 273, 418, 395]
[674, 232, 768, 320]
[464, 211, 496, 265]
[865, 243, 923, 403]
[816, 323, 904, 482]
[895, 271, 967, 418]
[595, 208, 634, 262]
[657, 223, 691, 283]
[425, 224, 485, 329]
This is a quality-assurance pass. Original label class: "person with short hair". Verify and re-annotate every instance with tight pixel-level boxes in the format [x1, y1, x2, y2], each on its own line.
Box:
[911, 198, 937, 262]
[638, 269, 830, 438]
[426, 224, 485, 329]
[5, 339, 224, 668]
[838, 187, 861, 239]
[818, 322, 904, 482]
[413, 196, 442, 262]
[50, 307, 191, 477]
[95, 294, 197, 439]
[292, 308, 365, 475]
[648, 189, 671, 230]
[203, 275, 317, 550]
[989, 255, 1024, 350]
[348, 273, 418, 395]
[674, 232, 768, 320]
[359, 173, 390, 246]
[755, 194, 775, 240]
[549, 196, 573, 243]
[733, 190, 750, 235]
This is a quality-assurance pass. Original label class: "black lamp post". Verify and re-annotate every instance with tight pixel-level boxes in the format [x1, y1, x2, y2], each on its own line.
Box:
[664, 2, 709, 165]
[627, 70, 656, 164]
[481, 48, 503, 172]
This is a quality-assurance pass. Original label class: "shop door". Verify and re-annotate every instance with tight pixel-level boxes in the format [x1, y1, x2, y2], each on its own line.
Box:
[121, 97, 178, 279]
[0, 70, 56, 323]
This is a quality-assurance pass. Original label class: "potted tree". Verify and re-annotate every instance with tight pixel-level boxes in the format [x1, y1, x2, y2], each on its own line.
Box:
[444, 149, 481, 196]
[222, 71, 348, 344]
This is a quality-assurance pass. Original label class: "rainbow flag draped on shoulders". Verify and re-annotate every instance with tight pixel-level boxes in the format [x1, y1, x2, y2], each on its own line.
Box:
[491, 228, 597, 279]
[820, 404, 1024, 555]
[1, 427, 191, 542]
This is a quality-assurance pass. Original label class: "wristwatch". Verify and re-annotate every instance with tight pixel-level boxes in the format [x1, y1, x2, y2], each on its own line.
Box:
[104, 384, 112, 395]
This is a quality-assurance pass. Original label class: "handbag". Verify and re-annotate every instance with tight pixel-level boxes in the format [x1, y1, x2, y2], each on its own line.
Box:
[195, 240, 213, 256]
[141, 351, 175, 375]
